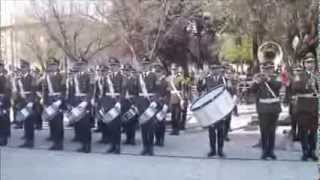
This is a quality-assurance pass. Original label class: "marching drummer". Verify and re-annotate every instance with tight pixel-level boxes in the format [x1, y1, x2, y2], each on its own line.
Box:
[295, 53, 319, 161]
[221, 62, 234, 141]
[66, 61, 92, 153]
[42, 58, 65, 150]
[197, 63, 227, 158]
[17, 59, 37, 148]
[0, 60, 11, 146]
[122, 64, 139, 145]
[153, 63, 170, 146]
[103, 57, 123, 154]
[92, 64, 109, 144]
[136, 57, 158, 156]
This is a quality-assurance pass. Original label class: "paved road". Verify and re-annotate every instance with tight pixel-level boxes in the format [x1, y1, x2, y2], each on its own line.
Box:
[1, 147, 317, 180]
[1, 104, 317, 180]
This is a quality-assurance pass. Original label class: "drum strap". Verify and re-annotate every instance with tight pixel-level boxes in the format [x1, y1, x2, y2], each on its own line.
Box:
[47, 75, 55, 95]
[264, 82, 277, 98]
[98, 77, 104, 96]
[222, 76, 226, 86]
[18, 79, 27, 99]
[139, 74, 149, 99]
[170, 76, 183, 101]
[74, 75, 81, 95]
[107, 74, 116, 97]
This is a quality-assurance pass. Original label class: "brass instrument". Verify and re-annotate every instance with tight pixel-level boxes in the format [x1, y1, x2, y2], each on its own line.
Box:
[258, 41, 283, 66]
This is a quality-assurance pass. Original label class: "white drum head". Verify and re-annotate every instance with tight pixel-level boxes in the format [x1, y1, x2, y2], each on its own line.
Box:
[191, 85, 224, 111]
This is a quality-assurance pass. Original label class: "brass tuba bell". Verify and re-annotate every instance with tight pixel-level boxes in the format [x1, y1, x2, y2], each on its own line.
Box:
[258, 41, 283, 67]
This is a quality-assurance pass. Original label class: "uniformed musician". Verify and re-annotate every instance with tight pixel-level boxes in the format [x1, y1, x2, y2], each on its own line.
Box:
[135, 57, 158, 155]
[92, 64, 109, 144]
[168, 64, 183, 135]
[154, 63, 170, 146]
[122, 64, 139, 145]
[66, 61, 92, 153]
[180, 69, 192, 131]
[32, 67, 43, 130]
[197, 64, 227, 158]
[296, 52, 319, 161]
[42, 58, 65, 150]
[284, 66, 303, 142]
[17, 59, 37, 148]
[102, 57, 123, 154]
[251, 61, 282, 160]
[222, 63, 234, 141]
[0, 60, 11, 146]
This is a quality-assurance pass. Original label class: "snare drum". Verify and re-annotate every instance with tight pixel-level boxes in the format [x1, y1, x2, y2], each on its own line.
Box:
[191, 85, 235, 127]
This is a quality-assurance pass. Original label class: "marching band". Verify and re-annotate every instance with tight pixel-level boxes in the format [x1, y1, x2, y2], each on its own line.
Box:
[0, 50, 318, 161]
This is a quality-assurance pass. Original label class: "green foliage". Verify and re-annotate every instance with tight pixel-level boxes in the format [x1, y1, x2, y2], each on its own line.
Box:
[220, 34, 253, 64]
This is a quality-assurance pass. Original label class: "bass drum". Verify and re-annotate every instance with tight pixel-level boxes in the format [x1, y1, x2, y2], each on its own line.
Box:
[191, 85, 235, 127]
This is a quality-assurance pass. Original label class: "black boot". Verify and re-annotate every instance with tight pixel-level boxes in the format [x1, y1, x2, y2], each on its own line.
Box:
[261, 152, 268, 160]
[113, 145, 120, 154]
[148, 146, 154, 156]
[207, 149, 216, 157]
[140, 148, 148, 155]
[84, 143, 91, 153]
[158, 138, 164, 147]
[218, 149, 225, 158]
[106, 145, 115, 153]
[170, 130, 179, 136]
[309, 151, 318, 161]
[268, 152, 277, 160]
[224, 136, 230, 142]
[77, 145, 86, 153]
[19, 141, 34, 148]
[301, 150, 309, 161]
[49, 142, 63, 151]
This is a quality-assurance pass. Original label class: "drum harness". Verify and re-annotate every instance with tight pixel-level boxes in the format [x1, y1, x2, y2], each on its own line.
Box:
[16, 76, 34, 122]
[138, 73, 158, 125]
[99, 74, 121, 124]
[42, 74, 63, 121]
[170, 75, 184, 108]
[120, 75, 140, 123]
[291, 71, 319, 101]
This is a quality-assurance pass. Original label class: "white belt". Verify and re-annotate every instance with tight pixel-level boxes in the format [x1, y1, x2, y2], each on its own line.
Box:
[259, 98, 280, 104]
[170, 90, 181, 94]
[75, 93, 87, 97]
[125, 95, 134, 99]
[49, 92, 62, 96]
[105, 93, 120, 96]
[139, 93, 155, 97]
[22, 91, 31, 95]
[294, 93, 317, 98]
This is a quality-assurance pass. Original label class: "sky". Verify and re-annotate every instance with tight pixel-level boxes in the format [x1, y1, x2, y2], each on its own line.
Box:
[0, 0, 31, 26]
[0, 0, 107, 27]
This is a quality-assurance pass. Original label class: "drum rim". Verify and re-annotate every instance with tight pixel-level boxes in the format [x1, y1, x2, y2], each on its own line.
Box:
[191, 85, 225, 111]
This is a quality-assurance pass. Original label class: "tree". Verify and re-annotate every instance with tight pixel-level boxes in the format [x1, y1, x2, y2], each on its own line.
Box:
[30, 0, 117, 63]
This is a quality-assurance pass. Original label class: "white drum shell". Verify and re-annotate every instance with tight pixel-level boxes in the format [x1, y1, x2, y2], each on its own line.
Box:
[191, 86, 235, 127]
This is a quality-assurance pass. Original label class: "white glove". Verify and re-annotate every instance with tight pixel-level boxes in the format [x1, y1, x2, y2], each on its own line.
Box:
[91, 98, 95, 106]
[27, 103, 34, 108]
